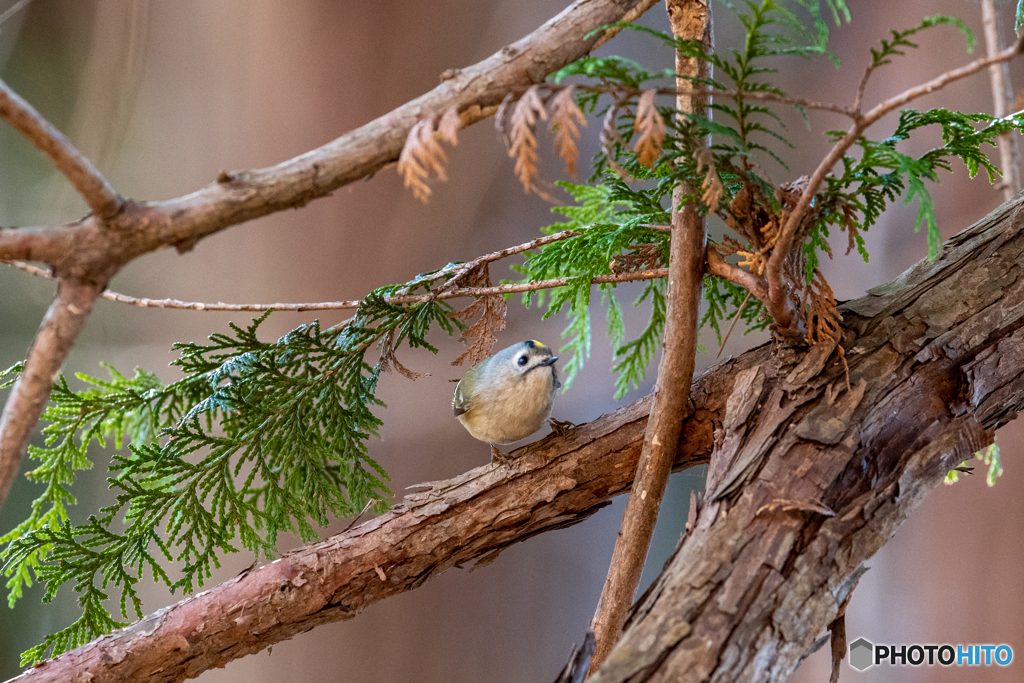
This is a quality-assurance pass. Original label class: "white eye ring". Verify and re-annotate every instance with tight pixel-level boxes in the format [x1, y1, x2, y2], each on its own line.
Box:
[517, 355, 528, 366]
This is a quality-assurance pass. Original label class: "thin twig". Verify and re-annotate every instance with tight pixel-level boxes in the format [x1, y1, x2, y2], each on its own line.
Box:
[0, 281, 103, 508]
[506, 82, 856, 118]
[587, 0, 712, 672]
[717, 289, 753, 359]
[765, 36, 1024, 332]
[3, 229, 664, 313]
[589, 0, 661, 51]
[0, 78, 122, 219]
[0, 0, 32, 29]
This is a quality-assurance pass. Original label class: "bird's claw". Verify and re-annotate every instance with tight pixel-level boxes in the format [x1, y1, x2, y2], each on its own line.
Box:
[548, 418, 578, 438]
[490, 445, 514, 465]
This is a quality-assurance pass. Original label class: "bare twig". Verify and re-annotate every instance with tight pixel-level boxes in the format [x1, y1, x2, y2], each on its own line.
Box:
[982, 0, 1021, 201]
[589, 0, 661, 51]
[765, 35, 1024, 332]
[588, 0, 712, 672]
[0, 281, 103, 506]
[0, 0, 32, 29]
[2, 227, 666, 313]
[0, 78, 122, 219]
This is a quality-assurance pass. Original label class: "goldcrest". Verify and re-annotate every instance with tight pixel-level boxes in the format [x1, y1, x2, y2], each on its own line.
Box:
[452, 340, 560, 455]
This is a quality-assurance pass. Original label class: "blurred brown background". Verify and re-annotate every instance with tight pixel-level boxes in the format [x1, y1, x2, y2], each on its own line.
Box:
[0, 1, 1022, 681]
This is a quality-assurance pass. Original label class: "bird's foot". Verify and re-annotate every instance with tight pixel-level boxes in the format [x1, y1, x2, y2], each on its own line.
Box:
[548, 418, 578, 438]
[490, 445, 514, 465]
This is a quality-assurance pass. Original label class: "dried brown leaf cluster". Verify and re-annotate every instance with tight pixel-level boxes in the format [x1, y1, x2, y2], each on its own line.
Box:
[397, 107, 462, 202]
[449, 265, 507, 366]
[508, 86, 548, 194]
[694, 146, 723, 213]
[712, 174, 849, 346]
[379, 327, 430, 380]
[610, 243, 664, 274]
[803, 269, 841, 346]
[495, 85, 590, 193]
[633, 90, 666, 169]
[549, 86, 588, 177]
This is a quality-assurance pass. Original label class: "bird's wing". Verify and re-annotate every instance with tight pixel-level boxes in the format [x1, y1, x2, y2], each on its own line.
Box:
[452, 380, 471, 417]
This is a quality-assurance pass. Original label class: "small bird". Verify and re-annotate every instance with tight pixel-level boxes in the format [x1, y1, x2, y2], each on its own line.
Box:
[452, 340, 560, 462]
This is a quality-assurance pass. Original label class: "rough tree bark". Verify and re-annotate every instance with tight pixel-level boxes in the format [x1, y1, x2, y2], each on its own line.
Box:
[591, 195, 1024, 680]
[9, 191, 1024, 683]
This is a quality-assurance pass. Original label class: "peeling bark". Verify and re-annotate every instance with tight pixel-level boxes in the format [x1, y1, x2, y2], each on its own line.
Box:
[591, 197, 1024, 681]
[10, 194, 1024, 683]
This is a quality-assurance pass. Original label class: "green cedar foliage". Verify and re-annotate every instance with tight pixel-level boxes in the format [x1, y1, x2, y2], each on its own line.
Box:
[3, 0, 1020, 663]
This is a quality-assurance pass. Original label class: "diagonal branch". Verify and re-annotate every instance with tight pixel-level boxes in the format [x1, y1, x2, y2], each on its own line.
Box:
[0, 79, 122, 220]
[764, 34, 1024, 332]
[0, 281, 103, 506]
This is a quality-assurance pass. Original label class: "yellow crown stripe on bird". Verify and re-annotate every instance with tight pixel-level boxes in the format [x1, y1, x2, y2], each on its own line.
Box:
[527, 340, 549, 351]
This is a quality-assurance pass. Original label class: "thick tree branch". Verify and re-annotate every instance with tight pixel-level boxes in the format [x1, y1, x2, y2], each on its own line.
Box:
[10, 186, 1024, 683]
[0, 79, 122, 220]
[0, 282, 103, 507]
[589, 0, 711, 669]
[592, 194, 1024, 681]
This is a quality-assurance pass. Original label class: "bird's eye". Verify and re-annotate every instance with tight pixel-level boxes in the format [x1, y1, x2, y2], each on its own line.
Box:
[517, 355, 528, 366]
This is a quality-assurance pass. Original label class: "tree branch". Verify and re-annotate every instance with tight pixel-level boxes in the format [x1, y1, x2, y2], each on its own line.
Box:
[0, 281, 103, 507]
[9, 184, 1024, 683]
[0, 79, 122, 220]
[589, 0, 711, 670]
[982, 0, 1021, 202]
[765, 34, 1024, 332]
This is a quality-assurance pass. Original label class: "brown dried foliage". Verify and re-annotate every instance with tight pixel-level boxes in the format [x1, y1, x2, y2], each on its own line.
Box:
[693, 146, 723, 213]
[803, 269, 841, 346]
[449, 265, 507, 366]
[600, 102, 633, 182]
[610, 243, 664, 274]
[437, 106, 461, 146]
[508, 85, 548, 194]
[549, 86, 587, 177]
[397, 119, 449, 203]
[633, 90, 666, 169]
[379, 328, 430, 380]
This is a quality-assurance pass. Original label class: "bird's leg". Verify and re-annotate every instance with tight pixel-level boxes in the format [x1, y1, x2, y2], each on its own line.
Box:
[548, 417, 578, 438]
[490, 444, 513, 464]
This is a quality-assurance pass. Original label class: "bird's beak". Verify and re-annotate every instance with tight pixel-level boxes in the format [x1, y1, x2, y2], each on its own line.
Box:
[539, 356, 558, 366]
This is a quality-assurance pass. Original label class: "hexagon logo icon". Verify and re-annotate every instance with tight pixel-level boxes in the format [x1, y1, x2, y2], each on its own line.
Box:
[849, 637, 874, 671]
